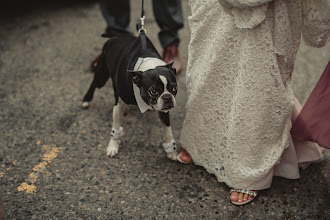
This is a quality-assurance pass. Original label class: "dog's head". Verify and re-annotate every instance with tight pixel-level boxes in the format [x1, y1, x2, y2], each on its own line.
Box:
[129, 63, 177, 112]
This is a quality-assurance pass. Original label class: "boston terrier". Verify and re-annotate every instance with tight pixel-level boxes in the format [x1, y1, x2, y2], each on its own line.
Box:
[82, 34, 178, 160]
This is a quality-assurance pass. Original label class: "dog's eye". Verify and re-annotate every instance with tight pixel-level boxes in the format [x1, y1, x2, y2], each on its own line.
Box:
[149, 89, 159, 96]
[171, 86, 177, 94]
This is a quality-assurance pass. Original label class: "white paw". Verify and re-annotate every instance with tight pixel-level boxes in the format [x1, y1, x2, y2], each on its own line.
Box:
[167, 151, 178, 161]
[82, 101, 90, 108]
[106, 139, 120, 158]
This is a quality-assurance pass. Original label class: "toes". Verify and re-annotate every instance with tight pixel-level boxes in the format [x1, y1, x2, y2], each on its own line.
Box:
[230, 191, 239, 202]
[238, 192, 244, 202]
[243, 193, 249, 201]
[181, 149, 190, 158]
[107, 147, 118, 158]
[230, 190, 258, 204]
[181, 155, 190, 162]
[107, 140, 119, 158]
[178, 149, 192, 163]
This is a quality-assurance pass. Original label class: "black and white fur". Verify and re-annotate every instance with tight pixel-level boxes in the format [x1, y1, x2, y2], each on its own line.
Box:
[82, 34, 178, 160]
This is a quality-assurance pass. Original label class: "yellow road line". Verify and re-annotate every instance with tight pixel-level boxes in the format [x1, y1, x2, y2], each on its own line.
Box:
[17, 141, 62, 194]
[0, 160, 16, 179]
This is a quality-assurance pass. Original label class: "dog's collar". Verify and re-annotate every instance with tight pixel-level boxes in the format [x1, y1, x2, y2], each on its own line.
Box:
[133, 57, 166, 113]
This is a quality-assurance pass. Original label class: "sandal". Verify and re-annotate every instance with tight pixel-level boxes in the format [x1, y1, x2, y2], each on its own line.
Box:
[177, 149, 193, 164]
[229, 189, 258, 205]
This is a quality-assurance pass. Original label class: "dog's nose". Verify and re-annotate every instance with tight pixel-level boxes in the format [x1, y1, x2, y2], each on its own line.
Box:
[162, 94, 172, 101]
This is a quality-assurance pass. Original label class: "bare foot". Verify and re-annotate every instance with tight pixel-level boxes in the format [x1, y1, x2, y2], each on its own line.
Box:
[230, 190, 258, 205]
[177, 149, 193, 164]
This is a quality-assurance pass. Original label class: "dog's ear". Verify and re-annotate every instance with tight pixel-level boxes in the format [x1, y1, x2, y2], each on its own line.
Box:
[165, 62, 176, 76]
[128, 70, 144, 85]
[165, 62, 174, 69]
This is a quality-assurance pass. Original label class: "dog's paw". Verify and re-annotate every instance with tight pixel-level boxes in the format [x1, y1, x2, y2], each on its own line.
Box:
[107, 140, 120, 158]
[82, 101, 90, 109]
[167, 151, 178, 161]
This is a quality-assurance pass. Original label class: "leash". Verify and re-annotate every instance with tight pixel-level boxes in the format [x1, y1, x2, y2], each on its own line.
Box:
[137, 0, 147, 49]
[137, 0, 146, 33]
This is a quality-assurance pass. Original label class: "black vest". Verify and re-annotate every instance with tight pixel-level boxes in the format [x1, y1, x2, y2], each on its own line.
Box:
[116, 35, 161, 105]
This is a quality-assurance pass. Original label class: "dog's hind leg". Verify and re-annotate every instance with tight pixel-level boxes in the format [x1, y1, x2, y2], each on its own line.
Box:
[158, 111, 177, 161]
[82, 82, 97, 108]
[107, 98, 126, 158]
[82, 51, 110, 108]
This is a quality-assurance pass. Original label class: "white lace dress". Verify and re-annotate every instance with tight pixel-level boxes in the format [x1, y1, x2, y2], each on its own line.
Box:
[180, 0, 329, 190]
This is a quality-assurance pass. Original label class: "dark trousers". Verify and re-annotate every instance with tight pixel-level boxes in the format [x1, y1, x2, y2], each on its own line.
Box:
[98, 0, 184, 48]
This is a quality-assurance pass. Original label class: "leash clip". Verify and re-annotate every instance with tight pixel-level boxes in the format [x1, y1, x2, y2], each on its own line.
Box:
[138, 16, 147, 34]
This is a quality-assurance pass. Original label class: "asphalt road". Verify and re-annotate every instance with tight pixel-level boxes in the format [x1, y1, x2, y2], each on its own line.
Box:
[0, 0, 329, 219]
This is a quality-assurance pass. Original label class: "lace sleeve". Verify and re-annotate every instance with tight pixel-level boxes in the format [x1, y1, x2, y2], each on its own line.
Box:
[302, 0, 330, 48]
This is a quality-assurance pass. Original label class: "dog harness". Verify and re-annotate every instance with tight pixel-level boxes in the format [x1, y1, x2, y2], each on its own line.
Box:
[115, 35, 161, 106]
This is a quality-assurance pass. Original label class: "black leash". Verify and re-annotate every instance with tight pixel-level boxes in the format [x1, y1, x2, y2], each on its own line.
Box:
[137, 0, 147, 49]
[141, 0, 145, 18]
[136, 0, 145, 31]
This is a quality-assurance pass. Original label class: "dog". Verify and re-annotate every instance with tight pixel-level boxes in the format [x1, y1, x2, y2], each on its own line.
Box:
[82, 33, 178, 160]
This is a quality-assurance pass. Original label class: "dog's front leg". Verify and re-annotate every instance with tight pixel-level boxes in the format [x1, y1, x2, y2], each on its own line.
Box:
[158, 111, 177, 161]
[107, 99, 125, 158]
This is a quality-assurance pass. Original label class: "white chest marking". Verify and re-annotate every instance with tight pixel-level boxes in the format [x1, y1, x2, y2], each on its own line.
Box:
[137, 57, 166, 71]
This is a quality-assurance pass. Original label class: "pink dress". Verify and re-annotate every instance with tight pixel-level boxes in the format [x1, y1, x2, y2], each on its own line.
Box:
[291, 62, 330, 149]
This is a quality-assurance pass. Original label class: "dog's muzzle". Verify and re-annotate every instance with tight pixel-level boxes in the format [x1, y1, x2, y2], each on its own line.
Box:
[162, 94, 174, 109]
[161, 93, 175, 110]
